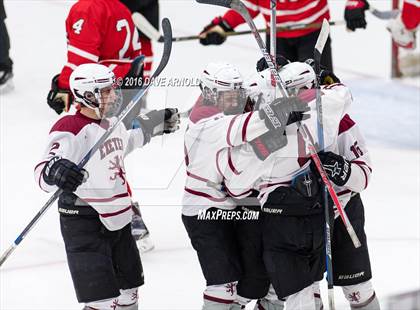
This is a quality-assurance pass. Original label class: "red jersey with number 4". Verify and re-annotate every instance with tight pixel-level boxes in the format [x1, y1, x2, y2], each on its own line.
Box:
[58, 0, 142, 89]
[223, 0, 330, 38]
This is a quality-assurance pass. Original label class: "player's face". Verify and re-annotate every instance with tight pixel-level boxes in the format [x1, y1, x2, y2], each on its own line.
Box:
[99, 84, 122, 118]
[218, 89, 247, 115]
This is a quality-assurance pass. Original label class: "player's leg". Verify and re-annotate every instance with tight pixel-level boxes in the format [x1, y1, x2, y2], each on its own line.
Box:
[296, 29, 333, 71]
[332, 194, 380, 310]
[58, 195, 121, 306]
[113, 223, 145, 310]
[265, 33, 298, 64]
[254, 285, 286, 310]
[0, 12, 13, 91]
[261, 180, 325, 307]
[234, 204, 271, 308]
[182, 209, 242, 309]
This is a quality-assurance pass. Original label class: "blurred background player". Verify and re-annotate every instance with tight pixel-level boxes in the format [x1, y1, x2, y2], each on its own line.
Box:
[198, 0, 370, 70]
[121, 0, 158, 88]
[0, 0, 13, 92]
[387, 0, 420, 49]
[46, 0, 144, 116]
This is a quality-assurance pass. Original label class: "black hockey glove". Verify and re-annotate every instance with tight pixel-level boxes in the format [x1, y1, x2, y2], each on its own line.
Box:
[305, 59, 341, 85]
[256, 55, 290, 72]
[43, 157, 87, 192]
[47, 74, 73, 115]
[311, 152, 352, 187]
[259, 96, 310, 132]
[344, 0, 369, 31]
[250, 129, 288, 161]
[121, 55, 145, 89]
[133, 108, 180, 143]
[199, 17, 233, 46]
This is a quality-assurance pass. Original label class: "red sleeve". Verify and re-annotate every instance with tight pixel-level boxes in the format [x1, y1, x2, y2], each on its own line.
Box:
[58, 2, 105, 89]
[223, 0, 260, 28]
[401, 0, 420, 30]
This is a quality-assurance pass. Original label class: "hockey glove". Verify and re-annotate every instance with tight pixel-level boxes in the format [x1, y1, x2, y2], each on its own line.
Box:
[133, 108, 180, 143]
[121, 55, 145, 89]
[387, 15, 417, 49]
[250, 129, 288, 161]
[43, 157, 87, 192]
[47, 74, 73, 115]
[305, 58, 341, 85]
[199, 17, 233, 46]
[259, 96, 310, 132]
[344, 0, 369, 31]
[311, 152, 352, 186]
[256, 55, 290, 72]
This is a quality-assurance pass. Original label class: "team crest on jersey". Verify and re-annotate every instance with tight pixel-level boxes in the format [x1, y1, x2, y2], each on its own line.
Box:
[109, 155, 126, 185]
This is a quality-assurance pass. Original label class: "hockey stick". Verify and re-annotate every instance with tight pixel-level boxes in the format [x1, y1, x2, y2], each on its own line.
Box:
[0, 18, 173, 268]
[132, 17, 344, 43]
[369, 7, 399, 20]
[196, 0, 362, 249]
[314, 19, 335, 310]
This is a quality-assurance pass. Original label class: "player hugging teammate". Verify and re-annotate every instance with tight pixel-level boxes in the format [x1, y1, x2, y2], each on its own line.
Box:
[182, 59, 380, 310]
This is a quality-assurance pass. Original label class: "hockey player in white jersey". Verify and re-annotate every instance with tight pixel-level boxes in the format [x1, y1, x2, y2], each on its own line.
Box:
[218, 61, 379, 309]
[34, 63, 179, 310]
[182, 62, 310, 310]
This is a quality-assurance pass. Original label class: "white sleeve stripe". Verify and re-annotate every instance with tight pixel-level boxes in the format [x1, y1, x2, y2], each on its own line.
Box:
[242, 0, 259, 12]
[274, 4, 329, 27]
[405, 0, 420, 8]
[259, 0, 322, 16]
[68, 45, 99, 62]
[144, 56, 154, 62]
[65, 62, 77, 70]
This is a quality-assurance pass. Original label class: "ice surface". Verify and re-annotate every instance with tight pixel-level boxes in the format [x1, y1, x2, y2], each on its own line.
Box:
[1, 0, 419, 309]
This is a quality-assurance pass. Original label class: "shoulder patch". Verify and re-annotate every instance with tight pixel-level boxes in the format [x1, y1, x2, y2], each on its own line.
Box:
[50, 113, 100, 135]
[338, 114, 356, 135]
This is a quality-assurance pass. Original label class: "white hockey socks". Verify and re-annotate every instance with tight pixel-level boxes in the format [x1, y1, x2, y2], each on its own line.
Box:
[117, 288, 139, 310]
[342, 281, 380, 310]
[203, 282, 238, 310]
[285, 284, 318, 310]
[255, 285, 285, 310]
[84, 298, 118, 310]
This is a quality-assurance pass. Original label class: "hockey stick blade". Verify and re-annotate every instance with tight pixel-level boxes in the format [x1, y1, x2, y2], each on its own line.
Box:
[369, 7, 399, 20]
[0, 18, 173, 268]
[314, 19, 330, 72]
[196, 0, 232, 9]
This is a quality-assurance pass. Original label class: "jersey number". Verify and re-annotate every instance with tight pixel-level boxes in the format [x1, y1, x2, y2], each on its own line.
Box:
[350, 141, 363, 158]
[116, 19, 141, 60]
[72, 19, 84, 35]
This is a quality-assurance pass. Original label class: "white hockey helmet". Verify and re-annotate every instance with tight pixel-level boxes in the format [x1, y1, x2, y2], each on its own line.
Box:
[69, 63, 122, 118]
[278, 61, 316, 94]
[244, 69, 277, 109]
[200, 62, 247, 112]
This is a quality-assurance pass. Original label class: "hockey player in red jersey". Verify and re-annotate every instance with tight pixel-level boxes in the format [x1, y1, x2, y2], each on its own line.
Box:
[47, 0, 144, 115]
[35, 63, 179, 309]
[198, 0, 370, 70]
[387, 0, 419, 49]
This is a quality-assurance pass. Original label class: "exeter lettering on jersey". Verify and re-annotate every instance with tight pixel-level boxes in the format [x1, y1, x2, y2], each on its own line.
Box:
[100, 137, 124, 159]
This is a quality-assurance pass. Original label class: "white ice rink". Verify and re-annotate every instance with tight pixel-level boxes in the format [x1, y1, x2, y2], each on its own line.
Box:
[0, 0, 419, 309]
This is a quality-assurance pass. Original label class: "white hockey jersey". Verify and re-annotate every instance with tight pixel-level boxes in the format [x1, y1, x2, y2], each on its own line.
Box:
[34, 111, 146, 231]
[216, 84, 371, 213]
[182, 99, 270, 216]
